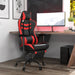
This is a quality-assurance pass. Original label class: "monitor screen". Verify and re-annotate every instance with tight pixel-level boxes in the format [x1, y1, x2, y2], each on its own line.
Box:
[37, 12, 65, 26]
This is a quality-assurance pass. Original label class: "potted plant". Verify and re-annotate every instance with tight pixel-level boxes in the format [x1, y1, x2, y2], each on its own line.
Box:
[68, 17, 74, 30]
[68, 17, 74, 21]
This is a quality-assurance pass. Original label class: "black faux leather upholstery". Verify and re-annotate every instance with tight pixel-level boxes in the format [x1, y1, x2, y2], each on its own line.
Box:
[18, 11, 49, 53]
[25, 44, 49, 51]
[34, 44, 49, 50]
[16, 11, 49, 71]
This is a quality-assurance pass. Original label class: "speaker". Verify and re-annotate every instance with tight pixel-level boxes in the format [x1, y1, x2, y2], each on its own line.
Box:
[60, 45, 73, 65]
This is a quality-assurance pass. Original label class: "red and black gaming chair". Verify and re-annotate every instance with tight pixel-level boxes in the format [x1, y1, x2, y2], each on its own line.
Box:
[15, 11, 49, 71]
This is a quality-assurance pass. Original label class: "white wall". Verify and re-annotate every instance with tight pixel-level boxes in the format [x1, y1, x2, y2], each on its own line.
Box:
[0, 0, 27, 62]
[63, 0, 70, 27]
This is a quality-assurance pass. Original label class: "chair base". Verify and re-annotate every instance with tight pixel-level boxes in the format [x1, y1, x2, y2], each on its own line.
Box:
[15, 52, 45, 71]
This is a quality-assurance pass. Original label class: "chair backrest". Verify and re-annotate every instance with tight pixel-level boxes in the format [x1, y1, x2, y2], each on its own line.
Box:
[18, 11, 38, 48]
[19, 11, 31, 36]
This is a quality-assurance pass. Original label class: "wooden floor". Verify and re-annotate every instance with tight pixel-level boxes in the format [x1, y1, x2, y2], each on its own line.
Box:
[0, 58, 75, 75]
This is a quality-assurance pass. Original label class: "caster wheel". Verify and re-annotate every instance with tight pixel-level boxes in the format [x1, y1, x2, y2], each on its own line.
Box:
[39, 67, 42, 70]
[22, 67, 25, 72]
[15, 63, 18, 67]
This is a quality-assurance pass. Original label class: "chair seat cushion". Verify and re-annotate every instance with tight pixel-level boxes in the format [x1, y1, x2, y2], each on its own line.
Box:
[33, 44, 49, 51]
[25, 43, 49, 51]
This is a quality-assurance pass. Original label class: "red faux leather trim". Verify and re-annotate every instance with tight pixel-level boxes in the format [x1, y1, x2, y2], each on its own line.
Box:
[35, 51, 37, 54]
[18, 19, 23, 47]
[21, 27, 31, 30]
[18, 19, 22, 35]
[31, 36, 35, 44]
[24, 37, 27, 45]
[21, 23, 31, 26]
[22, 12, 26, 20]
[32, 20, 38, 44]
[45, 50, 47, 53]
[25, 44, 34, 50]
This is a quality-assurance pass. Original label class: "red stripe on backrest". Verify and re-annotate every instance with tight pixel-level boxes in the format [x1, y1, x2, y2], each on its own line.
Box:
[32, 20, 38, 44]
[18, 19, 23, 47]
[22, 12, 26, 20]
[25, 44, 34, 50]
[21, 23, 31, 26]
[18, 19, 22, 35]
[24, 37, 27, 45]
[31, 36, 35, 44]
[21, 27, 31, 29]
[34, 32, 38, 44]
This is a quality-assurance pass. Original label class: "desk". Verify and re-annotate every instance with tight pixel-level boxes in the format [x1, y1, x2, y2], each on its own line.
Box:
[10, 31, 75, 67]
[10, 31, 75, 35]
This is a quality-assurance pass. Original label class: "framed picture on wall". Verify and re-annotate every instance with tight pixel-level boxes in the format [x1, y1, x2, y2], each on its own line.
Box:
[0, 0, 9, 19]
[12, 0, 26, 20]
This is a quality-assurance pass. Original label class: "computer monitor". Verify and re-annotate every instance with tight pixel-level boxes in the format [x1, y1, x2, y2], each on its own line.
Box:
[37, 12, 65, 26]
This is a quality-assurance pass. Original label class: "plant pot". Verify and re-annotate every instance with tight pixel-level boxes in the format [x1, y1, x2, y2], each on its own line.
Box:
[68, 21, 74, 30]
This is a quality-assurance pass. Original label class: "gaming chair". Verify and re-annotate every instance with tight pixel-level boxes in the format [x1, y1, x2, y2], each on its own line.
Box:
[15, 11, 49, 71]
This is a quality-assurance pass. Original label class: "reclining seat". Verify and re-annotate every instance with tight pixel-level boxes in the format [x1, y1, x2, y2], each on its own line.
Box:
[17, 11, 49, 71]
